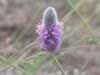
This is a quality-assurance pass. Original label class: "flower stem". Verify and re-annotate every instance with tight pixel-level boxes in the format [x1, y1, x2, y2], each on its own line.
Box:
[52, 55, 66, 75]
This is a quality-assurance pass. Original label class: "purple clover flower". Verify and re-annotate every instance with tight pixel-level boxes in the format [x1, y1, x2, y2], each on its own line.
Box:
[36, 7, 63, 53]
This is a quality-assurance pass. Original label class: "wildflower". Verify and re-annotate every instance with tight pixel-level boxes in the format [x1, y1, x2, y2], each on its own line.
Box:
[36, 7, 63, 53]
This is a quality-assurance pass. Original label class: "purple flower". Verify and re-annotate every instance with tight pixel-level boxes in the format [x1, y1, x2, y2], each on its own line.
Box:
[36, 7, 63, 53]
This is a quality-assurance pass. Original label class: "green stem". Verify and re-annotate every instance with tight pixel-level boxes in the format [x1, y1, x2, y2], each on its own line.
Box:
[66, 0, 97, 40]
[52, 55, 66, 75]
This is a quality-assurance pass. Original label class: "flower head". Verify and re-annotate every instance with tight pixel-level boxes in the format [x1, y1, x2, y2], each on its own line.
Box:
[36, 7, 63, 53]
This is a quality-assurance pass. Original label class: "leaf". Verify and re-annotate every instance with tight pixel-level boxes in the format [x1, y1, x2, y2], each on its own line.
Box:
[0, 57, 8, 71]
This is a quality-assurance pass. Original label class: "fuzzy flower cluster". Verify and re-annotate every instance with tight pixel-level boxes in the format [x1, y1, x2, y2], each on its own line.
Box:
[36, 7, 63, 53]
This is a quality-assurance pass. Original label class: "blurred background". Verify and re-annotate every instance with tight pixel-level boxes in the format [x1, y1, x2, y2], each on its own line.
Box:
[0, 0, 100, 75]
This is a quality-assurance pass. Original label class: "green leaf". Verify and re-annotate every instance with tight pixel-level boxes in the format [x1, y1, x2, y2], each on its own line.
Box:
[0, 57, 8, 71]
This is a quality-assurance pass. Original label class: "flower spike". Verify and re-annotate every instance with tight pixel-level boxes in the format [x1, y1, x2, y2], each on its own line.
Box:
[36, 7, 64, 53]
